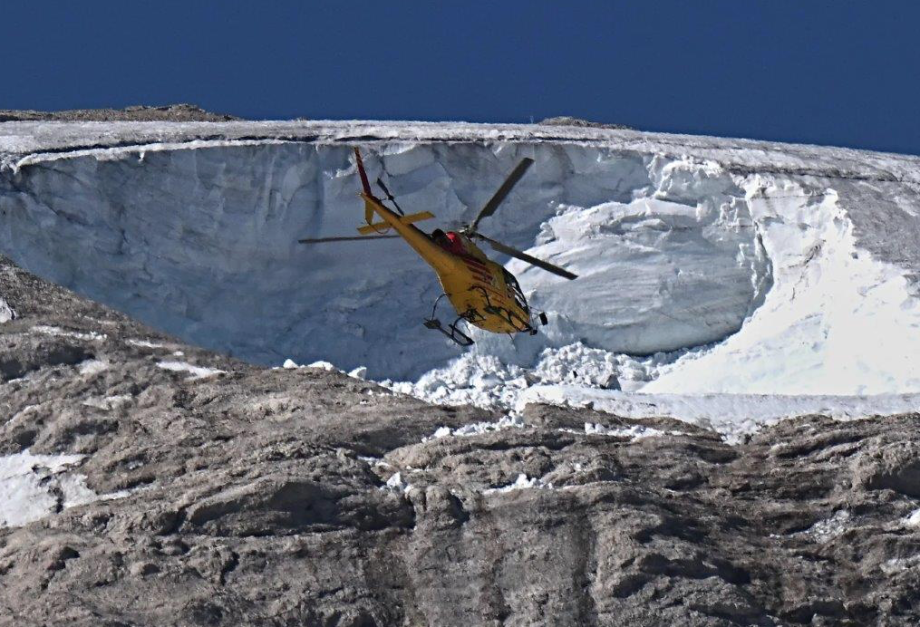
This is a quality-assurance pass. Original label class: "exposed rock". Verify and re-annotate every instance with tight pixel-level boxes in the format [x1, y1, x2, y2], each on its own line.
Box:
[539, 115, 633, 130]
[2, 256, 920, 625]
[0, 104, 240, 122]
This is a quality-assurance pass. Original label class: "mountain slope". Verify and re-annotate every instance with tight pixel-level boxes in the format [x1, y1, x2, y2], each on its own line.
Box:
[1, 255, 920, 625]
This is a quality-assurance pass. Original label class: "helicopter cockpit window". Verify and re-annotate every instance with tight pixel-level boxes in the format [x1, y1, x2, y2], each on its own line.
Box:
[502, 268, 528, 311]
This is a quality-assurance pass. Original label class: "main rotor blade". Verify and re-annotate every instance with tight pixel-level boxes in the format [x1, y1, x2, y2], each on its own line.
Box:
[469, 157, 534, 232]
[298, 235, 401, 244]
[473, 233, 578, 280]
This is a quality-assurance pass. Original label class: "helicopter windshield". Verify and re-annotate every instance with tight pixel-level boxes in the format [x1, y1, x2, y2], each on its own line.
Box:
[502, 268, 528, 311]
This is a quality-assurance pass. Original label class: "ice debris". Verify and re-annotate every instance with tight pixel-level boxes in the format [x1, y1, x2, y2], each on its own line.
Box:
[383, 472, 414, 494]
[427, 415, 526, 441]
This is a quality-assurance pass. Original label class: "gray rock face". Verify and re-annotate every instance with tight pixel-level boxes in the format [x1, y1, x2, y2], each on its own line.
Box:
[0, 104, 240, 123]
[2, 255, 920, 626]
[539, 116, 633, 130]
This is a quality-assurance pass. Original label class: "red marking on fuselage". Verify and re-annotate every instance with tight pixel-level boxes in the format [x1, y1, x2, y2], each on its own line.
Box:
[465, 268, 494, 285]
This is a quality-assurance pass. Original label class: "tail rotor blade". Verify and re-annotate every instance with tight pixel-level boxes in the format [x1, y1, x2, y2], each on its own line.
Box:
[376, 177, 404, 216]
[472, 233, 577, 280]
[469, 157, 534, 232]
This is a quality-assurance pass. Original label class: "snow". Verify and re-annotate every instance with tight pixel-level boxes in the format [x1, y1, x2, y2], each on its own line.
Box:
[306, 361, 338, 371]
[0, 297, 13, 323]
[579, 422, 672, 440]
[383, 471, 414, 494]
[903, 508, 920, 528]
[156, 360, 225, 380]
[32, 325, 106, 342]
[0, 450, 130, 528]
[127, 338, 167, 349]
[78, 358, 109, 375]
[800, 510, 851, 543]
[348, 366, 368, 380]
[519, 385, 920, 442]
[643, 180, 920, 395]
[880, 556, 920, 575]
[427, 415, 526, 440]
[82, 394, 132, 410]
[280, 359, 367, 380]
[281, 359, 340, 371]
[4, 120, 920, 438]
[483, 473, 551, 495]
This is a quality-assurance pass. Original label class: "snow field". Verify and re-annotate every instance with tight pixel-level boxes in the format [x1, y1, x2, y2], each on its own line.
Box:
[644, 178, 920, 395]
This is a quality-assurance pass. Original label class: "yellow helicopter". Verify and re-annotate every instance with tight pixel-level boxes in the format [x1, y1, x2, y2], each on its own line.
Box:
[299, 148, 577, 346]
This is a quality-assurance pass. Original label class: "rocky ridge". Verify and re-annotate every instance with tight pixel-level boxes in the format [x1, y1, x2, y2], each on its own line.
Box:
[0, 255, 919, 625]
[0, 104, 240, 123]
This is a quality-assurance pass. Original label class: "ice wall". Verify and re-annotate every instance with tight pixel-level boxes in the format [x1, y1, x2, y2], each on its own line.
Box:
[0, 140, 769, 379]
[2, 121, 920, 395]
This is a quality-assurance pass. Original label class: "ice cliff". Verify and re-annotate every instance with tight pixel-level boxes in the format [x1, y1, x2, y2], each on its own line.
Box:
[2, 120, 920, 405]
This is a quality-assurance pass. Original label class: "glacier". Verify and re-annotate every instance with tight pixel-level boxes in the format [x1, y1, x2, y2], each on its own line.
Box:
[2, 120, 920, 436]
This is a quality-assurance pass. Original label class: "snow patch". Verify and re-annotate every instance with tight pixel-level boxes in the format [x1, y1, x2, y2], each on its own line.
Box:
[880, 555, 920, 575]
[427, 415, 526, 440]
[32, 325, 106, 342]
[484, 473, 551, 495]
[0, 450, 130, 528]
[0, 298, 14, 323]
[78, 358, 109, 376]
[383, 471, 414, 494]
[903, 508, 920, 528]
[82, 394, 132, 410]
[127, 338, 167, 349]
[800, 510, 851, 543]
[348, 366, 368, 380]
[519, 385, 920, 443]
[156, 360, 224, 380]
[577, 422, 673, 440]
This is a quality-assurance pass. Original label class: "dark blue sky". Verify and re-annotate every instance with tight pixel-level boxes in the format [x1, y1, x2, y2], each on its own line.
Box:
[5, 2, 919, 155]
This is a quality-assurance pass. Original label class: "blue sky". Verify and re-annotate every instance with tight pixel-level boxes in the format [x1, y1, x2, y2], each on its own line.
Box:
[4, 1, 919, 154]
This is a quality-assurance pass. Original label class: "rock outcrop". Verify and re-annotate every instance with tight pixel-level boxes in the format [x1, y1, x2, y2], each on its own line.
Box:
[1, 255, 920, 626]
[0, 104, 240, 123]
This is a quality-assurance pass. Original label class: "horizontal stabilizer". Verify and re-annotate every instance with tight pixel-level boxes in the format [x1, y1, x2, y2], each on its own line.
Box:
[299, 235, 401, 244]
[357, 210, 435, 235]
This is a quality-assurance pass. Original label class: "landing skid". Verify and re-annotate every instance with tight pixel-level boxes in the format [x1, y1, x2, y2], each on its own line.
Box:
[424, 317, 475, 347]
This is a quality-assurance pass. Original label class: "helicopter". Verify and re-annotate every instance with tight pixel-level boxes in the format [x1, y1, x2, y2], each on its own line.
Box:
[298, 148, 577, 347]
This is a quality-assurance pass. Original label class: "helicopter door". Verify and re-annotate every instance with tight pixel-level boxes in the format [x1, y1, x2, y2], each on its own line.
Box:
[502, 268, 529, 312]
